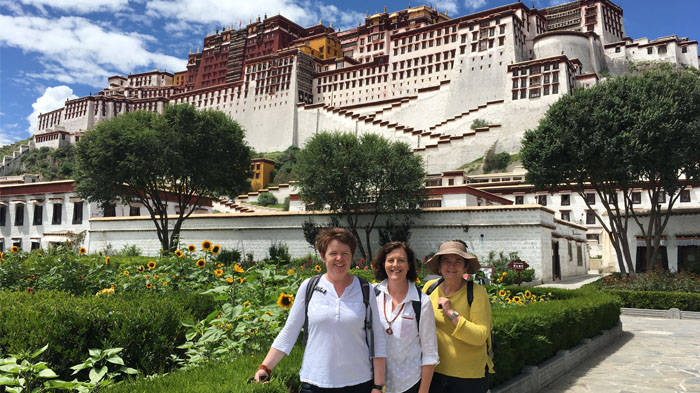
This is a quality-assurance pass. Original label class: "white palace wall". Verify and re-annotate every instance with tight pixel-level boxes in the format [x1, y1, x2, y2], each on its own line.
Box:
[87, 205, 588, 282]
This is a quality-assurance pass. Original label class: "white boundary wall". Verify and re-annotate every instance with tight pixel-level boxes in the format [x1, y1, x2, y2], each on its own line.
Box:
[87, 205, 588, 282]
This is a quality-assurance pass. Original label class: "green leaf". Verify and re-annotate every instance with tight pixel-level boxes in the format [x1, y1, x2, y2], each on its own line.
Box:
[103, 348, 123, 357]
[30, 345, 49, 359]
[0, 376, 19, 386]
[106, 356, 124, 366]
[88, 348, 101, 358]
[37, 368, 58, 379]
[0, 364, 20, 374]
[120, 367, 139, 375]
[89, 366, 108, 384]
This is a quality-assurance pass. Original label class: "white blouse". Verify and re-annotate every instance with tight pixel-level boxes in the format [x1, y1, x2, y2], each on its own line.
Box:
[272, 275, 387, 388]
[374, 280, 439, 393]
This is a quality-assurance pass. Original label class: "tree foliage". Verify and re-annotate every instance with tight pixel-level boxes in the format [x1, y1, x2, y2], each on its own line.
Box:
[521, 65, 700, 274]
[9, 145, 75, 180]
[74, 104, 252, 253]
[295, 132, 427, 259]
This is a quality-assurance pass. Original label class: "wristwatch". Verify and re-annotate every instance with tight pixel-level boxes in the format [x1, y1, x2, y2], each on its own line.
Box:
[373, 384, 384, 391]
[449, 310, 460, 321]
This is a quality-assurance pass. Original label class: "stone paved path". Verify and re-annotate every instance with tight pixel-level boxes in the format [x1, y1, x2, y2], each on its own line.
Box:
[541, 315, 700, 393]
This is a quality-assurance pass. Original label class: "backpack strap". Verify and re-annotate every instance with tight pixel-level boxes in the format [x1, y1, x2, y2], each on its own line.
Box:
[425, 277, 444, 295]
[302, 274, 322, 347]
[358, 277, 374, 358]
[467, 280, 474, 308]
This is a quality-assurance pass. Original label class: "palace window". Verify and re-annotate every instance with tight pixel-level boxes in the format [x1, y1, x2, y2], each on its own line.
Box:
[680, 189, 691, 203]
[585, 193, 596, 205]
[586, 211, 596, 225]
[32, 205, 43, 226]
[72, 201, 83, 224]
[561, 194, 570, 206]
[515, 195, 524, 204]
[561, 211, 570, 222]
[537, 195, 547, 206]
[15, 204, 25, 226]
[631, 191, 641, 204]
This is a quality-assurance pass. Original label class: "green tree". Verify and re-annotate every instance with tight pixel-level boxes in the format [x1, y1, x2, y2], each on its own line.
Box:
[74, 104, 252, 254]
[521, 65, 700, 274]
[295, 132, 427, 259]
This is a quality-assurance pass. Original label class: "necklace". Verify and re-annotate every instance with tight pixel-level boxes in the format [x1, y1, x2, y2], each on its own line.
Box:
[383, 292, 405, 335]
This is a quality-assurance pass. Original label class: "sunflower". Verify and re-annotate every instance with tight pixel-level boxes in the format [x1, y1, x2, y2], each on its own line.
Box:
[506, 298, 512, 304]
[79, 247, 87, 255]
[416, 277, 421, 284]
[211, 244, 221, 255]
[237, 277, 246, 284]
[123, 270, 130, 276]
[196, 259, 206, 268]
[201, 240, 212, 251]
[314, 265, 322, 273]
[154, 275, 159, 279]
[175, 249, 183, 258]
[300, 265, 304, 271]
[277, 293, 294, 309]
[187, 244, 196, 252]
[287, 269, 295, 275]
[145, 274, 150, 279]
[214, 269, 223, 277]
[147, 261, 157, 270]
[233, 264, 244, 273]
[105, 256, 110, 265]
[264, 311, 273, 316]
[137, 265, 145, 272]
[547, 292, 553, 297]
[525, 290, 532, 299]
[162, 281, 168, 286]
[146, 282, 152, 289]
[226, 277, 234, 284]
[498, 290, 506, 297]
[11, 246, 19, 253]
[512, 296, 521, 303]
[243, 301, 251, 308]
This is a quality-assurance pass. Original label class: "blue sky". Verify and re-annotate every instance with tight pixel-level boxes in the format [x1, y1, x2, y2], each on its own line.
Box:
[0, 0, 698, 146]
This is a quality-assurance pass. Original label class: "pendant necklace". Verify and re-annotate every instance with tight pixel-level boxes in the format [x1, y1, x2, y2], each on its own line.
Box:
[383, 292, 405, 335]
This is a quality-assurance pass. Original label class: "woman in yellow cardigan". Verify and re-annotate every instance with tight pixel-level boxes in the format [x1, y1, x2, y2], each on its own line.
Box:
[423, 240, 494, 393]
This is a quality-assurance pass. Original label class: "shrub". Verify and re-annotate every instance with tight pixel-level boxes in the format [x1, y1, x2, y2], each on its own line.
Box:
[602, 289, 700, 311]
[0, 290, 216, 379]
[483, 151, 510, 173]
[482, 251, 536, 284]
[216, 248, 242, 266]
[268, 242, 291, 266]
[470, 118, 489, 130]
[257, 192, 278, 206]
[282, 196, 290, 211]
[600, 270, 700, 293]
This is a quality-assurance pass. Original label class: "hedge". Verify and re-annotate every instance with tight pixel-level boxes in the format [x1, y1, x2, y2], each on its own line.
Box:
[0, 290, 216, 379]
[100, 287, 621, 392]
[602, 289, 700, 311]
[109, 347, 305, 393]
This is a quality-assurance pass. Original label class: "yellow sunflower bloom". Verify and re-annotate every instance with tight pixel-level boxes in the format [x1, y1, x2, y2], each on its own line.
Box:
[79, 247, 87, 255]
[226, 277, 234, 284]
[211, 244, 221, 255]
[154, 275, 159, 280]
[243, 301, 251, 308]
[287, 269, 295, 275]
[277, 293, 294, 310]
[513, 296, 521, 303]
[237, 277, 246, 284]
[233, 264, 244, 273]
[137, 265, 145, 272]
[548, 292, 553, 297]
[416, 277, 421, 284]
[146, 282, 152, 289]
[201, 240, 212, 251]
[196, 259, 206, 268]
[147, 261, 157, 270]
[498, 290, 506, 297]
[525, 290, 532, 299]
[506, 298, 512, 304]
[123, 270, 130, 276]
[163, 281, 168, 286]
[11, 246, 19, 253]
[187, 244, 196, 252]
[264, 311, 273, 316]
[175, 249, 183, 258]
[214, 269, 223, 277]
[314, 265, 322, 273]
[105, 256, 110, 264]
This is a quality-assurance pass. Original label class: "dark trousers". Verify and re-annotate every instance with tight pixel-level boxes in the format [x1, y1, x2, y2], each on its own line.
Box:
[401, 380, 421, 393]
[428, 370, 489, 393]
[300, 380, 373, 393]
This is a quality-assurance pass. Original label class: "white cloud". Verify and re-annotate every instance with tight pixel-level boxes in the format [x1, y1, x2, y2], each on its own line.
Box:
[435, 0, 459, 16]
[548, 0, 571, 6]
[19, 0, 129, 14]
[0, 0, 24, 15]
[146, 0, 314, 27]
[464, 0, 487, 10]
[0, 15, 186, 87]
[26, 85, 77, 135]
[318, 4, 364, 31]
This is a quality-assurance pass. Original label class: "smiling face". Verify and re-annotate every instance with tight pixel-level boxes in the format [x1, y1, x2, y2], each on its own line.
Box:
[384, 247, 409, 282]
[322, 239, 353, 280]
[439, 254, 467, 281]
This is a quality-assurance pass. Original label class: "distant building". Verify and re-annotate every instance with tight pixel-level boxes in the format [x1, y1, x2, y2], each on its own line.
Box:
[250, 158, 275, 191]
[35, 1, 698, 173]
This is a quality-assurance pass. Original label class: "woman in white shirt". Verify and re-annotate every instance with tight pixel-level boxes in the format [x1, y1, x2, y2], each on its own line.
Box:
[372, 241, 438, 393]
[254, 228, 387, 393]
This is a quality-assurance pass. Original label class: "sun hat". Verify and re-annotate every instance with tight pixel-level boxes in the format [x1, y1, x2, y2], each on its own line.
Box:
[425, 241, 481, 275]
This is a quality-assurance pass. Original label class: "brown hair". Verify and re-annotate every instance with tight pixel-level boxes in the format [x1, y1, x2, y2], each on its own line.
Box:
[315, 227, 357, 257]
[372, 241, 418, 282]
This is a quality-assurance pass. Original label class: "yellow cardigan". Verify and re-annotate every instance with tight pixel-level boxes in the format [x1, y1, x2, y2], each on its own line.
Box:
[423, 278, 495, 379]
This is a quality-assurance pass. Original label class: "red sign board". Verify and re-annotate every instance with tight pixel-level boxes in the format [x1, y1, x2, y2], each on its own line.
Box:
[508, 259, 529, 271]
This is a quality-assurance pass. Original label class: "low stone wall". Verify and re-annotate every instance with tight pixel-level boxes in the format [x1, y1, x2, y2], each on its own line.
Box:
[87, 205, 589, 282]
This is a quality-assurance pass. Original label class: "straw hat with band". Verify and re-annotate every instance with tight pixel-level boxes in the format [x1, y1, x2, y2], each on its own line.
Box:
[425, 241, 481, 275]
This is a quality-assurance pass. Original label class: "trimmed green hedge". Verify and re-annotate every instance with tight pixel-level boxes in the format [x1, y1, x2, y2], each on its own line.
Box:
[0, 290, 216, 379]
[602, 289, 700, 311]
[490, 287, 620, 386]
[100, 287, 621, 392]
[109, 347, 305, 393]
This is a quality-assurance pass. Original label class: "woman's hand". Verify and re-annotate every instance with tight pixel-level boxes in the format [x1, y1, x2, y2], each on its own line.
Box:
[437, 297, 453, 318]
[253, 366, 271, 382]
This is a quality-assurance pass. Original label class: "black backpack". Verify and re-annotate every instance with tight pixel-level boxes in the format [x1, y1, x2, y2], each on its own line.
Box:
[425, 278, 496, 359]
[302, 274, 375, 357]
